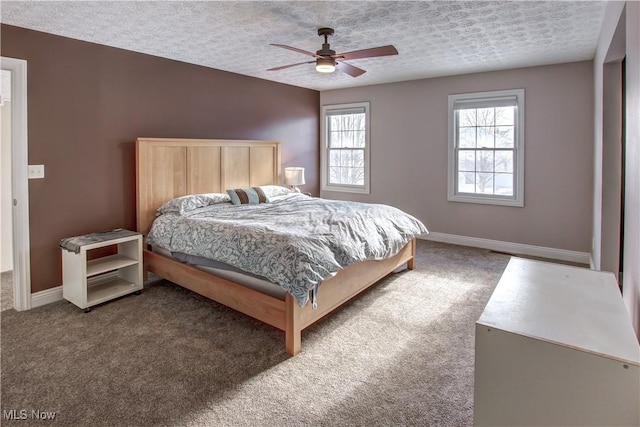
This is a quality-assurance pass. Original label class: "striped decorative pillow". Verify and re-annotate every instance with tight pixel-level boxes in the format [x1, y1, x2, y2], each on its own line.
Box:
[226, 187, 268, 205]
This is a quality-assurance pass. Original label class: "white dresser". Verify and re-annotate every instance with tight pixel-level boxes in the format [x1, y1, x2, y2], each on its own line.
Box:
[474, 257, 640, 426]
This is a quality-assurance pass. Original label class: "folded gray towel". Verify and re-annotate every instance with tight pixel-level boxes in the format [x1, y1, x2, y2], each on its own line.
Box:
[59, 229, 140, 254]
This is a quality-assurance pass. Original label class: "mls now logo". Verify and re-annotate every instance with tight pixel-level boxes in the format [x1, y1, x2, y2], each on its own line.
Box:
[2, 409, 27, 420]
[3, 409, 57, 420]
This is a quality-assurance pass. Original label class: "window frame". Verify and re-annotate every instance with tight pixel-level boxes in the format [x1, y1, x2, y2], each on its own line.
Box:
[447, 89, 525, 207]
[321, 102, 371, 194]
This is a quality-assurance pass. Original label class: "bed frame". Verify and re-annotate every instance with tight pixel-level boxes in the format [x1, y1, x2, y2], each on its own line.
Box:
[136, 137, 417, 355]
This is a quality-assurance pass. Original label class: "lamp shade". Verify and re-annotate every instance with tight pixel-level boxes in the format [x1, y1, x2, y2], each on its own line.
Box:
[284, 167, 305, 186]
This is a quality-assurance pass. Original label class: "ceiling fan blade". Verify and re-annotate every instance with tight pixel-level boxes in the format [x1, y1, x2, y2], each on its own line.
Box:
[270, 44, 320, 58]
[336, 45, 398, 61]
[267, 60, 315, 71]
[335, 61, 366, 78]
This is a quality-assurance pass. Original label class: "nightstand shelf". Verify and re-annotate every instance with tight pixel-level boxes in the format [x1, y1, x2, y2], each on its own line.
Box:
[62, 230, 143, 312]
[87, 254, 139, 277]
[86, 278, 141, 307]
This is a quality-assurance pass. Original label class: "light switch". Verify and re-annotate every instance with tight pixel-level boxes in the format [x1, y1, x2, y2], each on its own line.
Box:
[28, 164, 45, 179]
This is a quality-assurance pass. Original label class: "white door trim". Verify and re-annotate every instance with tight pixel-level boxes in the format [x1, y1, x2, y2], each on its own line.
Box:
[2, 56, 31, 311]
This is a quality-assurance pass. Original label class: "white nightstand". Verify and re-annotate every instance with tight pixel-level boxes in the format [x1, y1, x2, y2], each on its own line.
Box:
[61, 229, 143, 312]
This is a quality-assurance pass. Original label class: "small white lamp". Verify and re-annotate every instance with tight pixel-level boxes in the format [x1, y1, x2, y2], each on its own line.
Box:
[284, 167, 305, 193]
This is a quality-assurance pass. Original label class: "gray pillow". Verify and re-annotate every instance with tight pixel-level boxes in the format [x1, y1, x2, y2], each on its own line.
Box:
[157, 193, 230, 215]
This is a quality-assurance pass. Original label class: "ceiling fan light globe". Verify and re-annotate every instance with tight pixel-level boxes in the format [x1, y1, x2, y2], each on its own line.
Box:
[316, 57, 336, 73]
[316, 63, 336, 73]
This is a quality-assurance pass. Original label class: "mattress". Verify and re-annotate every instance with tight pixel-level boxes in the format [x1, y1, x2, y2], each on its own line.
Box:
[152, 245, 287, 300]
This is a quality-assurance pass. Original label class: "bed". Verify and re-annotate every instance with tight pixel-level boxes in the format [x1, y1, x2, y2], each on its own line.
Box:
[136, 137, 426, 355]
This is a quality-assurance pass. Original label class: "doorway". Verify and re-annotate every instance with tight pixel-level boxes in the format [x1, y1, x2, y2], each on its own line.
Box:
[1, 56, 31, 311]
[1, 69, 13, 310]
[601, 60, 625, 278]
[619, 57, 626, 288]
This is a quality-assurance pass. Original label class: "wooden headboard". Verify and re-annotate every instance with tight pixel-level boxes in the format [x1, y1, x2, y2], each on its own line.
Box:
[136, 138, 281, 235]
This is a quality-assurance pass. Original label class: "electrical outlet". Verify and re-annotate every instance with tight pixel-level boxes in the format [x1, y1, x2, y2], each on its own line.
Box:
[28, 164, 45, 179]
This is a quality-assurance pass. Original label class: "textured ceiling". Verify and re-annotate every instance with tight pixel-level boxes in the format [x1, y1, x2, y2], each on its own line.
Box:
[0, 1, 607, 91]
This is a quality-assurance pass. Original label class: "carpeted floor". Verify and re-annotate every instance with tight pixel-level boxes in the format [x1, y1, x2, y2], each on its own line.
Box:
[0, 241, 575, 426]
[1, 271, 13, 312]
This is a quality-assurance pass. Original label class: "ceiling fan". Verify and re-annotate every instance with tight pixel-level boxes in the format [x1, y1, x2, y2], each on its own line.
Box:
[267, 28, 398, 77]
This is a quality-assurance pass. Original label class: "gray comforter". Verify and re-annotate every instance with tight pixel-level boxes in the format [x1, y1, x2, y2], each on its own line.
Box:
[147, 194, 428, 306]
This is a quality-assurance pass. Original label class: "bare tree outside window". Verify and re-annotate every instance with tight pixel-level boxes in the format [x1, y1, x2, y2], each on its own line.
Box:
[328, 112, 366, 186]
[456, 106, 515, 196]
[448, 89, 524, 207]
[322, 102, 370, 194]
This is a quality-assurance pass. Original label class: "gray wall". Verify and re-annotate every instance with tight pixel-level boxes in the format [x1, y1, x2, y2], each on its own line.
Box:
[321, 61, 594, 253]
[625, 1, 640, 339]
[595, 1, 640, 339]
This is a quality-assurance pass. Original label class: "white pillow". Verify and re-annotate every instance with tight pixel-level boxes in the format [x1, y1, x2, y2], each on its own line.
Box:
[258, 185, 292, 199]
[268, 193, 309, 203]
[157, 193, 230, 215]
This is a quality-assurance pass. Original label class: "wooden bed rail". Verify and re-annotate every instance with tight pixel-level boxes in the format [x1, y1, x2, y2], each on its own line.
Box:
[144, 239, 417, 356]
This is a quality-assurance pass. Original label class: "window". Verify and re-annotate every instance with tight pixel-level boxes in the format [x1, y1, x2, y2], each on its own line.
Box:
[448, 89, 525, 207]
[321, 102, 370, 194]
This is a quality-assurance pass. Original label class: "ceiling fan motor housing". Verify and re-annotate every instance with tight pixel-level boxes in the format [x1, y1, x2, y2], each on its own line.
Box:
[317, 46, 336, 57]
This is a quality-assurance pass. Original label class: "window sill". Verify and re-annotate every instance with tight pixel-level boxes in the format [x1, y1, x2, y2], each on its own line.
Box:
[448, 194, 523, 207]
[322, 185, 370, 195]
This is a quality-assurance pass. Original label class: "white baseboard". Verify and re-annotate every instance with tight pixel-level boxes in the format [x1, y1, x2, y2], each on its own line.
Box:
[29, 237, 589, 308]
[422, 232, 591, 265]
[30, 272, 121, 309]
[31, 285, 63, 308]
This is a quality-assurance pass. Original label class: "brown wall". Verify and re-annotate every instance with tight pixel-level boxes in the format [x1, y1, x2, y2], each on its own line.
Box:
[0, 24, 320, 292]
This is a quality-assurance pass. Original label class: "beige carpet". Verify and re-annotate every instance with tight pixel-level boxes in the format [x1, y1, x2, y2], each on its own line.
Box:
[1, 241, 564, 426]
[1, 271, 13, 312]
